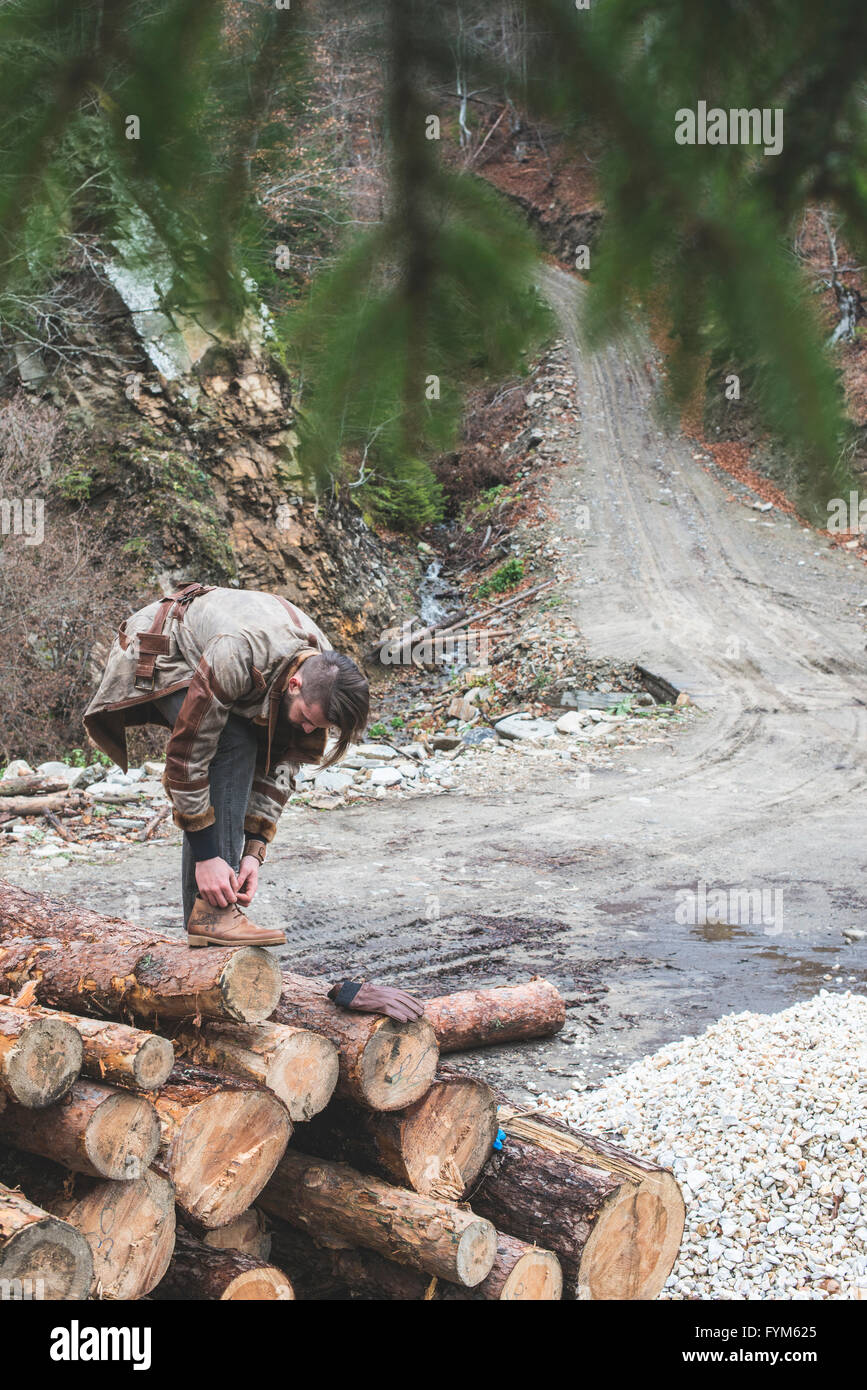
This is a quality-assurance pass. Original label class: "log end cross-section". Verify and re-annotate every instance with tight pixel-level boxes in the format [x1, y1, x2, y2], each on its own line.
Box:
[294, 1073, 497, 1200]
[0, 1004, 83, 1108]
[482, 1110, 686, 1301]
[153, 1231, 294, 1301]
[152, 1073, 292, 1229]
[389, 1074, 498, 1198]
[174, 1020, 339, 1123]
[355, 1016, 440, 1112]
[0, 1080, 161, 1181]
[275, 974, 439, 1111]
[0, 1183, 93, 1300]
[574, 1160, 684, 1301]
[482, 1235, 563, 1301]
[129, 1033, 176, 1090]
[49, 1169, 176, 1301]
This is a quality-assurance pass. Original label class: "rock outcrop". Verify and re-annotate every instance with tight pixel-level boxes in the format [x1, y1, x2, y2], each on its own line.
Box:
[3, 239, 411, 658]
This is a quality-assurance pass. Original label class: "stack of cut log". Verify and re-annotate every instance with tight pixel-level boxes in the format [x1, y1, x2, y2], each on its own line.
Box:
[0, 880, 685, 1301]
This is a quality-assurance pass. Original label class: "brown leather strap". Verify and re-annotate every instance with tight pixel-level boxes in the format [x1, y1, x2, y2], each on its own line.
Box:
[134, 582, 216, 690]
[275, 594, 321, 647]
[327, 979, 366, 1008]
[133, 601, 173, 688]
[275, 594, 304, 627]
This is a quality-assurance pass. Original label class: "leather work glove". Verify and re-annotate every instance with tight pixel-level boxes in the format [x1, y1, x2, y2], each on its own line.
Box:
[328, 980, 425, 1022]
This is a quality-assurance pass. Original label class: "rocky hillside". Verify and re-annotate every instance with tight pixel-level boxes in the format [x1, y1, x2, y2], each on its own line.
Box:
[0, 242, 417, 762]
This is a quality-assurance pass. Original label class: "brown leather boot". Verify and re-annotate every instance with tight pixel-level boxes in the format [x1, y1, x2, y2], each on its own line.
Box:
[187, 896, 286, 948]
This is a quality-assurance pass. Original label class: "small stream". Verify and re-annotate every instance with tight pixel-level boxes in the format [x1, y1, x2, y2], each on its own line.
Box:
[418, 559, 460, 627]
[416, 558, 473, 669]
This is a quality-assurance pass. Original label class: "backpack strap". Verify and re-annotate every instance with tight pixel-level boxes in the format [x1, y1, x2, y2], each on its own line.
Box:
[274, 594, 323, 647]
[133, 582, 216, 690]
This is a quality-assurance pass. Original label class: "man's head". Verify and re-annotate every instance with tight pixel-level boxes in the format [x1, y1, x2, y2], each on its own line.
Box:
[282, 652, 369, 765]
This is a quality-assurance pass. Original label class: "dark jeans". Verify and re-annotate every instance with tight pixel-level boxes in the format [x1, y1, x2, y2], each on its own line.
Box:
[154, 688, 258, 927]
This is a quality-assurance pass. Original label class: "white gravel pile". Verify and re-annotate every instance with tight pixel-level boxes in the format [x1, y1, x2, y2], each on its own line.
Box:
[536, 990, 867, 1300]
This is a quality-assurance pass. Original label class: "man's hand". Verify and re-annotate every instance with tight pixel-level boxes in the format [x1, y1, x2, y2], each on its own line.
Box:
[195, 857, 239, 908]
[348, 983, 425, 1023]
[236, 855, 260, 906]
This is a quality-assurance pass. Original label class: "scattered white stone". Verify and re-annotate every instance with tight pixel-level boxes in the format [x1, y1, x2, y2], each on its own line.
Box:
[133, 780, 167, 799]
[555, 711, 589, 735]
[3, 760, 35, 779]
[36, 761, 78, 782]
[313, 770, 354, 793]
[402, 743, 428, 761]
[370, 767, 402, 787]
[537, 991, 867, 1301]
[82, 785, 142, 804]
[494, 713, 557, 741]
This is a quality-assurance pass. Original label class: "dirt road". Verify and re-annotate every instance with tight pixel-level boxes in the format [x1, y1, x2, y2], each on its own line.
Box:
[5, 264, 866, 1101]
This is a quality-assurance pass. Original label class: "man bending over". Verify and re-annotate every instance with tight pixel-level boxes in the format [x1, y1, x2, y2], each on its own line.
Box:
[84, 581, 423, 1022]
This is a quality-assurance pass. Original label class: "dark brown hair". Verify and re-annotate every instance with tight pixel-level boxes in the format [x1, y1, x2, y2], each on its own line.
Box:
[292, 652, 369, 767]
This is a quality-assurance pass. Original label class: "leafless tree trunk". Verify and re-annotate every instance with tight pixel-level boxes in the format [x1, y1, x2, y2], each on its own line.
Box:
[818, 210, 864, 345]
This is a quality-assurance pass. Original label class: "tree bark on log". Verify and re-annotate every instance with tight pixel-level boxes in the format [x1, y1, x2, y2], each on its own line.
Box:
[268, 1220, 562, 1301]
[152, 1229, 294, 1300]
[0, 777, 70, 797]
[0, 778, 70, 800]
[259, 1150, 497, 1287]
[149, 1065, 292, 1229]
[424, 979, 566, 1052]
[274, 972, 439, 1111]
[173, 1020, 338, 1121]
[23, 1005, 173, 1090]
[0, 1181, 93, 1299]
[469, 1109, 685, 1300]
[294, 1072, 497, 1200]
[183, 1207, 271, 1261]
[0, 794, 79, 815]
[0, 1145, 174, 1299]
[0, 1003, 83, 1107]
[0, 1078, 161, 1179]
[0, 880, 282, 1023]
